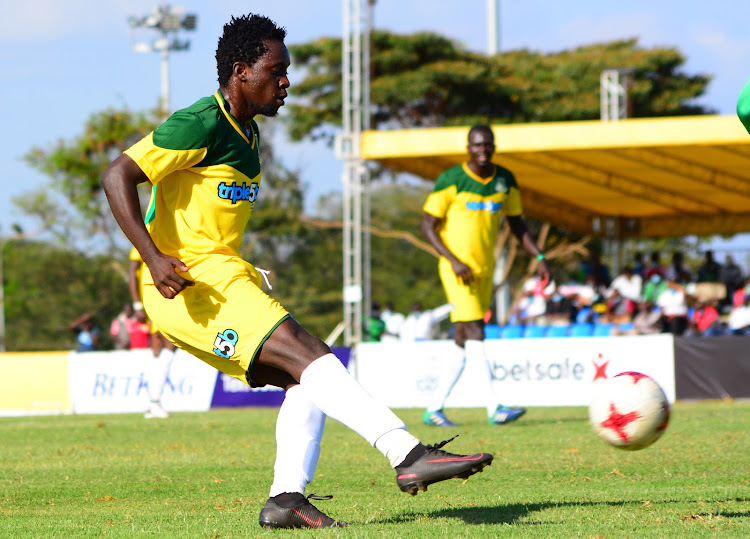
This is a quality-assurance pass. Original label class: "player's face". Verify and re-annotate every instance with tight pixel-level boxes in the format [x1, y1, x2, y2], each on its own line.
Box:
[467, 130, 495, 169]
[245, 40, 291, 117]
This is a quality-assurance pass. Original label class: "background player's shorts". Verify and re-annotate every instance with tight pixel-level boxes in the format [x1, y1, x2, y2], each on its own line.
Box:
[438, 257, 493, 322]
[142, 257, 289, 385]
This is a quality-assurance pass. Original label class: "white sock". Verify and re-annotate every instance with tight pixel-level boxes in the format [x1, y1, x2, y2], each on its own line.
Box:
[425, 342, 465, 413]
[465, 340, 498, 417]
[300, 353, 420, 466]
[148, 348, 175, 402]
[269, 385, 326, 497]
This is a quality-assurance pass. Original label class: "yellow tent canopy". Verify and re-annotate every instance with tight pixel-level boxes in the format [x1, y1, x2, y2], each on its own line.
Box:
[360, 115, 750, 238]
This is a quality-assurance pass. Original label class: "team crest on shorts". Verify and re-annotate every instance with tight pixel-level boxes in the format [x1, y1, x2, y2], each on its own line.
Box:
[213, 329, 239, 359]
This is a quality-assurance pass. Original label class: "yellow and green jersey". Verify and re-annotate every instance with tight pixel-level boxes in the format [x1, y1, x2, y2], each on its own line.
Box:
[125, 91, 261, 279]
[423, 162, 522, 276]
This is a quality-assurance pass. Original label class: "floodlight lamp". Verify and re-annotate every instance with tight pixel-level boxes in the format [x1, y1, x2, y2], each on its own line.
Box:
[182, 14, 197, 30]
[159, 12, 182, 32]
[133, 42, 153, 53]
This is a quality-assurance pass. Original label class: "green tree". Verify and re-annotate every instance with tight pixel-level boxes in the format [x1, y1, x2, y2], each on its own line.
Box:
[21, 108, 159, 255]
[287, 33, 713, 143]
[2, 239, 129, 351]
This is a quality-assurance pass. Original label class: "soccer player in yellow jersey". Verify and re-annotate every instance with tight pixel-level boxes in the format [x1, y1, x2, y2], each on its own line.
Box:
[101, 13, 493, 530]
[421, 125, 550, 427]
[128, 247, 176, 419]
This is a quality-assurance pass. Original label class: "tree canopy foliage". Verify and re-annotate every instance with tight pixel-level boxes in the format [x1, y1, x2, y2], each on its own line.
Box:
[2, 239, 129, 351]
[21, 108, 159, 255]
[287, 34, 713, 143]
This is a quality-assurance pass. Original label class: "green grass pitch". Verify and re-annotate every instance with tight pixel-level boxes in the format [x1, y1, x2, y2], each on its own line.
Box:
[1, 401, 748, 537]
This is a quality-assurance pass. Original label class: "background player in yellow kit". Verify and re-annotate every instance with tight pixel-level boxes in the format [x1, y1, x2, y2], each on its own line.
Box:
[101, 13, 493, 530]
[128, 247, 176, 419]
[421, 124, 550, 427]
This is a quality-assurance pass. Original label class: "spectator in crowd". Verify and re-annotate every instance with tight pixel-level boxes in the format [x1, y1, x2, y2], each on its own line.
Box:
[399, 302, 453, 342]
[665, 251, 693, 283]
[728, 292, 750, 335]
[110, 302, 134, 350]
[655, 279, 689, 335]
[580, 249, 611, 289]
[644, 251, 666, 281]
[642, 273, 668, 303]
[69, 312, 101, 352]
[733, 277, 750, 308]
[544, 285, 576, 326]
[697, 250, 722, 282]
[380, 302, 405, 343]
[606, 265, 642, 321]
[515, 275, 555, 326]
[365, 302, 386, 342]
[686, 299, 724, 337]
[632, 251, 645, 278]
[629, 301, 663, 335]
[719, 255, 744, 311]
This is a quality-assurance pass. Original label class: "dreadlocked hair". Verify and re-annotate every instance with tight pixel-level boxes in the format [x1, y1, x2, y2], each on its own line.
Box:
[215, 14, 287, 87]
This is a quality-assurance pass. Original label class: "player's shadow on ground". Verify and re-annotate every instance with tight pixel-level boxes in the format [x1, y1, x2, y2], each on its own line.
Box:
[376, 498, 750, 526]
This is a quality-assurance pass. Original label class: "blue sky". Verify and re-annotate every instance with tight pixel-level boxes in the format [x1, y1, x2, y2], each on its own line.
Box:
[3, 0, 750, 257]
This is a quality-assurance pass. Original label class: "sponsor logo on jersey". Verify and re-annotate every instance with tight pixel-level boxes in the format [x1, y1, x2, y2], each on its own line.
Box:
[465, 201, 503, 212]
[218, 182, 259, 204]
[213, 329, 239, 359]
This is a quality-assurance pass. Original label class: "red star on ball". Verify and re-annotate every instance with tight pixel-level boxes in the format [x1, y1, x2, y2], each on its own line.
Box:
[600, 402, 640, 442]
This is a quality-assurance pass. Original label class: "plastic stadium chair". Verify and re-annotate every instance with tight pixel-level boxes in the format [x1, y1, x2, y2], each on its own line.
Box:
[484, 324, 502, 339]
[545, 325, 570, 338]
[500, 325, 524, 339]
[569, 323, 594, 337]
[524, 325, 547, 338]
[617, 322, 635, 334]
[593, 323, 614, 337]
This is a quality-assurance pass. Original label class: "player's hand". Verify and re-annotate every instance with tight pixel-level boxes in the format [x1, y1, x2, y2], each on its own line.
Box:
[146, 254, 195, 299]
[452, 259, 474, 285]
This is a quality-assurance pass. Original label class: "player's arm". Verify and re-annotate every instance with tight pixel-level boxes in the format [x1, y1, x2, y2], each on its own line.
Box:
[507, 214, 549, 283]
[101, 154, 193, 299]
[421, 212, 474, 284]
[737, 76, 750, 134]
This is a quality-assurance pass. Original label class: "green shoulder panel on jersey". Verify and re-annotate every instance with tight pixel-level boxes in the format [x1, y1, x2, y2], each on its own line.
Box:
[152, 95, 261, 181]
[434, 163, 518, 197]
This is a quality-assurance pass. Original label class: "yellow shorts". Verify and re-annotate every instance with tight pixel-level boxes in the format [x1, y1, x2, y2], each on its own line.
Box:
[142, 258, 289, 385]
[438, 257, 493, 322]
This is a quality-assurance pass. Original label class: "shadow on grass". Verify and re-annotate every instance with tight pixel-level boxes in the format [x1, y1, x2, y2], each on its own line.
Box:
[374, 498, 750, 526]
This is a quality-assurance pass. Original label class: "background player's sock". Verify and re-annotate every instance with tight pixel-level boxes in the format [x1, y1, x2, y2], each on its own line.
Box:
[300, 353, 419, 466]
[148, 347, 176, 403]
[269, 384, 326, 497]
[465, 339, 499, 417]
[424, 342, 465, 413]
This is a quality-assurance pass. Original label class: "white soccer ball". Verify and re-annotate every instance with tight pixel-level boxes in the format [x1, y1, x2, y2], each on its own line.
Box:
[589, 371, 670, 451]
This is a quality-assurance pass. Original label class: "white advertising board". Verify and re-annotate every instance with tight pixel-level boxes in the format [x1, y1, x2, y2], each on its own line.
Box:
[353, 334, 675, 408]
[68, 349, 218, 414]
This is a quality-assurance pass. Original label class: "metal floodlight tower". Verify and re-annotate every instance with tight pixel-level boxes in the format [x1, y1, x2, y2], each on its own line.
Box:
[128, 4, 198, 118]
[336, 0, 374, 346]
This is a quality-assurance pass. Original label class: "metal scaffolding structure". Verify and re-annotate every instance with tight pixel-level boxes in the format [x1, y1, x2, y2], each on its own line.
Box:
[600, 68, 633, 122]
[336, 0, 374, 346]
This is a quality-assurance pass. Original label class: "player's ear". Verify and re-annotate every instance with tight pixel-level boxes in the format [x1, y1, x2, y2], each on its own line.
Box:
[233, 62, 249, 81]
